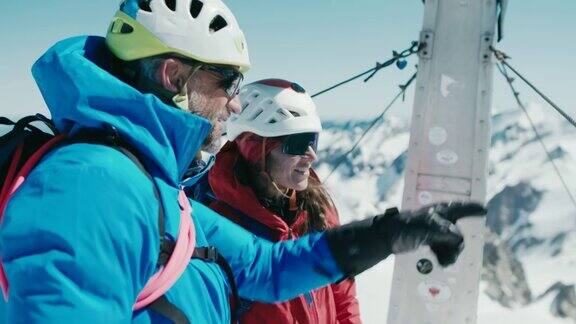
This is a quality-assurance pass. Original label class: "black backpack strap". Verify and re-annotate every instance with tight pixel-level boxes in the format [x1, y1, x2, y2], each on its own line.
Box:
[2, 114, 58, 135]
[192, 247, 240, 324]
[216, 252, 241, 324]
[147, 296, 189, 324]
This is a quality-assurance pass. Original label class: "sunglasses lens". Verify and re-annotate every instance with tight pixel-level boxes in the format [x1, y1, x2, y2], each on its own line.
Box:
[221, 73, 242, 97]
[203, 65, 243, 98]
[282, 133, 318, 155]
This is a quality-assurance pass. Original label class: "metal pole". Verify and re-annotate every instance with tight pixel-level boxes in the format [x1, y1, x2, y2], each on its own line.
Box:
[387, 0, 497, 323]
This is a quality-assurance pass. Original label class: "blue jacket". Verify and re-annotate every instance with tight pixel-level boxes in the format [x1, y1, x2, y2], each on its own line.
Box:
[0, 36, 343, 323]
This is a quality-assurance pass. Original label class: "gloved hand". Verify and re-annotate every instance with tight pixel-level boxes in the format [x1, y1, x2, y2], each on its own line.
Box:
[324, 202, 487, 277]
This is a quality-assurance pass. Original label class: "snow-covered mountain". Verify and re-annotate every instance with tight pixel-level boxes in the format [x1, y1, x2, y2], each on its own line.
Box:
[316, 104, 576, 324]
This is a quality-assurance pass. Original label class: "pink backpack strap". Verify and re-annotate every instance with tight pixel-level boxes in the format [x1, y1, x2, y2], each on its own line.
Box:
[133, 190, 196, 310]
[0, 263, 7, 300]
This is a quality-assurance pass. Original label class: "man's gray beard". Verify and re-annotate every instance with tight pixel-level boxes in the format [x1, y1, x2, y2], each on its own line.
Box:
[188, 91, 224, 154]
[202, 135, 224, 154]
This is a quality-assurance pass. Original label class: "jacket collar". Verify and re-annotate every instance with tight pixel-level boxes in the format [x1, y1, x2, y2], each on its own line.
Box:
[32, 36, 212, 185]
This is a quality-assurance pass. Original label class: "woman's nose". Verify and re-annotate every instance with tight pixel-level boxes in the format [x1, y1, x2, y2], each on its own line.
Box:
[304, 146, 317, 162]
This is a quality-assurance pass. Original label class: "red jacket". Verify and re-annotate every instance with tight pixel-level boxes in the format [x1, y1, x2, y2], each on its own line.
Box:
[208, 140, 361, 324]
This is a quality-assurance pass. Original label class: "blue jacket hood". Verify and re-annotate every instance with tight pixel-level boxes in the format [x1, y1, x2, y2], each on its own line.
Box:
[31, 36, 212, 184]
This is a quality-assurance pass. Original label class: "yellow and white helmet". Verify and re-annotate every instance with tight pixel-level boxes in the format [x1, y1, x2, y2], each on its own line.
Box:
[106, 0, 250, 72]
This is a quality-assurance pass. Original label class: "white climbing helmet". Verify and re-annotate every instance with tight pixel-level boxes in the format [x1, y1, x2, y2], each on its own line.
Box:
[106, 0, 250, 72]
[226, 79, 322, 140]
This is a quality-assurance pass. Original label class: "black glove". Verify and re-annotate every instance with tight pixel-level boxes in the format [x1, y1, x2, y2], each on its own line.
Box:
[324, 202, 487, 277]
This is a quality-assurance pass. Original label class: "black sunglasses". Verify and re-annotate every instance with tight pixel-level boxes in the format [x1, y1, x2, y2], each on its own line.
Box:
[201, 64, 243, 98]
[282, 132, 319, 156]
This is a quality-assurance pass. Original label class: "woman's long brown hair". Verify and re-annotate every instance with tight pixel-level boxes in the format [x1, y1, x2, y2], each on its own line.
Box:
[236, 155, 336, 233]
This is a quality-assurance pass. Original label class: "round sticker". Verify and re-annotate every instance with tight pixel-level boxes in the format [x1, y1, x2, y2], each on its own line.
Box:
[428, 126, 447, 146]
[416, 258, 434, 275]
[436, 150, 458, 165]
[418, 191, 433, 205]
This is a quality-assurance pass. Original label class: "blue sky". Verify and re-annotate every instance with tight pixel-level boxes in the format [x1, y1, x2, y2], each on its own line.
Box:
[1, 0, 574, 122]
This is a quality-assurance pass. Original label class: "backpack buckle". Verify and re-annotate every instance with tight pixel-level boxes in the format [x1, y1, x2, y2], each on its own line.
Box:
[193, 246, 219, 262]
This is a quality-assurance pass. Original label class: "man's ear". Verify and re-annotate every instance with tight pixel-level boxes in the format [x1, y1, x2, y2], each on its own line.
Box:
[157, 58, 185, 93]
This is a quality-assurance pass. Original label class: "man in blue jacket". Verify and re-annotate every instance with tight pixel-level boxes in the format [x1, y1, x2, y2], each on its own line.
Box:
[0, 0, 485, 322]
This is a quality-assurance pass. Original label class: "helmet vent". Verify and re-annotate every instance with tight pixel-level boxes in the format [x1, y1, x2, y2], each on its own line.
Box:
[247, 109, 263, 122]
[269, 119, 277, 124]
[276, 109, 289, 118]
[138, 0, 152, 12]
[121, 23, 135, 34]
[209, 15, 228, 33]
[109, 19, 134, 34]
[164, 0, 177, 11]
[289, 110, 301, 117]
[190, 0, 203, 18]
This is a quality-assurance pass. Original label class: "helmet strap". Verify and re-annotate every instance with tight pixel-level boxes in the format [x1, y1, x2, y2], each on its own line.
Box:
[134, 73, 179, 107]
[172, 87, 190, 111]
[172, 64, 202, 111]
[288, 189, 298, 211]
[270, 181, 292, 199]
[260, 138, 268, 172]
[125, 60, 201, 111]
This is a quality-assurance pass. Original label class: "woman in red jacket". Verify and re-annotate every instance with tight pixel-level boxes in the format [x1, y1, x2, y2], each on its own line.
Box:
[207, 79, 362, 324]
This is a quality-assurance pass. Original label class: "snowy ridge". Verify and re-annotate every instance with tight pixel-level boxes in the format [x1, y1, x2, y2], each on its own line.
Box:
[316, 104, 576, 323]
